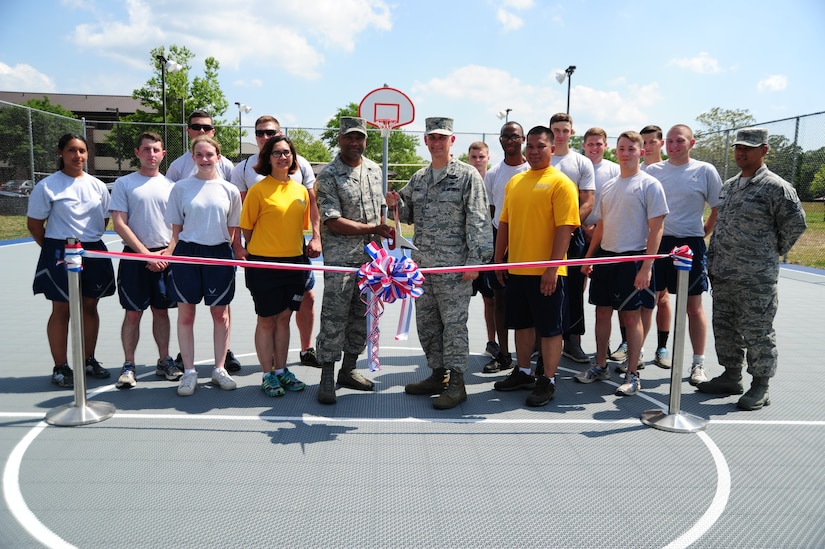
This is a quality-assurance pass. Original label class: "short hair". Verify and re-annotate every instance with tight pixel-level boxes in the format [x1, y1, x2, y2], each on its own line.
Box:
[468, 141, 489, 154]
[527, 125, 554, 140]
[190, 134, 221, 155]
[617, 131, 643, 148]
[549, 113, 573, 127]
[255, 115, 280, 130]
[57, 133, 88, 170]
[255, 135, 298, 176]
[583, 127, 608, 143]
[639, 125, 663, 139]
[669, 124, 694, 140]
[136, 131, 163, 149]
[500, 121, 525, 135]
[188, 109, 212, 124]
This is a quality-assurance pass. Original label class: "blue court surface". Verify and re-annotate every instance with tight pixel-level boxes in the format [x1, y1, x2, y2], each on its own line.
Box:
[1, 235, 824, 548]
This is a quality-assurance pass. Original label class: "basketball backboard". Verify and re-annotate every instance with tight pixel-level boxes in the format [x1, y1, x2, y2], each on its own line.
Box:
[358, 86, 415, 129]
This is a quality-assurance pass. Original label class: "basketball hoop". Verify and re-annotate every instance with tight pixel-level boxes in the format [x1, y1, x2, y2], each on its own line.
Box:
[375, 119, 396, 138]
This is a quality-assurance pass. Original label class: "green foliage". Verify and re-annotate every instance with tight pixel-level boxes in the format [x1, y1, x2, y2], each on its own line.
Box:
[810, 165, 825, 199]
[0, 97, 81, 180]
[287, 128, 332, 163]
[693, 107, 757, 180]
[321, 103, 424, 186]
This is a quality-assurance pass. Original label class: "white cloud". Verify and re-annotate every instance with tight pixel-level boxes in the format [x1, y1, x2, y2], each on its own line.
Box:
[667, 52, 723, 74]
[757, 74, 788, 92]
[0, 62, 56, 92]
[497, 9, 524, 31]
[502, 0, 535, 9]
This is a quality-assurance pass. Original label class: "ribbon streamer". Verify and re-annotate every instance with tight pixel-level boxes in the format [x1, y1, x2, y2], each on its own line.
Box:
[357, 242, 424, 371]
[61, 242, 84, 272]
[670, 245, 694, 271]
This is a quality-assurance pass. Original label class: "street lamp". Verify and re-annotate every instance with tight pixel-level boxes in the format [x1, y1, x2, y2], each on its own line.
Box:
[105, 107, 121, 175]
[554, 65, 576, 114]
[496, 108, 512, 122]
[235, 102, 252, 160]
[155, 54, 182, 168]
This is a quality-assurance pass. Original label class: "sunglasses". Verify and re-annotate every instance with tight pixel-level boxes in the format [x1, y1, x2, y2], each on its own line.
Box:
[188, 123, 214, 131]
[255, 129, 279, 138]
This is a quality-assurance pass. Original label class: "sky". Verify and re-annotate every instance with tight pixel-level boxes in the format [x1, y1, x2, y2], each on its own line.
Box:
[1, 0, 823, 162]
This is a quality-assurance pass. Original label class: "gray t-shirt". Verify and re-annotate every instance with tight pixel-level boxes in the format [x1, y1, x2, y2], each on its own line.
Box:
[165, 176, 242, 246]
[109, 171, 173, 249]
[484, 159, 529, 229]
[230, 153, 316, 193]
[584, 159, 620, 226]
[552, 150, 596, 191]
[598, 171, 669, 253]
[27, 171, 110, 241]
[166, 153, 235, 182]
[644, 159, 721, 237]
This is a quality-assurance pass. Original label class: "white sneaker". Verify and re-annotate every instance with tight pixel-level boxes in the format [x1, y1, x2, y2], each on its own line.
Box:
[177, 369, 198, 396]
[616, 371, 641, 396]
[574, 364, 611, 384]
[654, 347, 672, 369]
[689, 364, 708, 386]
[609, 342, 628, 362]
[615, 351, 645, 373]
[116, 362, 137, 389]
[211, 367, 237, 391]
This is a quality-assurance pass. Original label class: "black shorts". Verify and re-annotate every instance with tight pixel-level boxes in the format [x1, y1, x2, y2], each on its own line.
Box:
[653, 236, 708, 295]
[588, 249, 655, 311]
[245, 255, 307, 317]
[33, 238, 115, 302]
[504, 274, 566, 337]
[117, 246, 177, 311]
[168, 241, 235, 306]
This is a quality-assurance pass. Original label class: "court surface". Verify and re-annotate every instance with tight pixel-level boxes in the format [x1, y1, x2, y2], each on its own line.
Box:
[1, 235, 824, 548]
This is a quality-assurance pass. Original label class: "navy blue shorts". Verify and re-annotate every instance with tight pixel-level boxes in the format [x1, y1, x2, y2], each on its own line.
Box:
[653, 236, 708, 295]
[304, 269, 315, 292]
[472, 272, 494, 298]
[588, 249, 655, 311]
[168, 241, 235, 306]
[504, 274, 566, 337]
[33, 238, 115, 302]
[117, 246, 177, 311]
[245, 255, 307, 317]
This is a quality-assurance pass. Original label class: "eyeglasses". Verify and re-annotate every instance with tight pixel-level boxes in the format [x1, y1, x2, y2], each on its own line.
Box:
[271, 150, 292, 158]
[255, 129, 279, 138]
[500, 134, 524, 142]
[189, 123, 214, 131]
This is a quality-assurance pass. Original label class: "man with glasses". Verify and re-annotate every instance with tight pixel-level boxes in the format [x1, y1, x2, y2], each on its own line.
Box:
[230, 115, 322, 368]
[481, 122, 529, 374]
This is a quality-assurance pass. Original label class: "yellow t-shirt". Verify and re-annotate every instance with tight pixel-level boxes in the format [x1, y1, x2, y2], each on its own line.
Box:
[499, 166, 580, 276]
[240, 175, 309, 257]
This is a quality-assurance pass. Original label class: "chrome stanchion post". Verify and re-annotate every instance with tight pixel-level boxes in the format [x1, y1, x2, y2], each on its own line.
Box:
[45, 238, 115, 426]
[641, 245, 708, 433]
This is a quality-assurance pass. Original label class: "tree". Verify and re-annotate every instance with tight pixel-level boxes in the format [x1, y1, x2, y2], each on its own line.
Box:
[321, 103, 424, 187]
[810, 165, 825, 200]
[0, 97, 81, 181]
[287, 128, 332, 163]
[796, 147, 825, 201]
[108, 44, 235, 167]
[692, 108, 756, 180]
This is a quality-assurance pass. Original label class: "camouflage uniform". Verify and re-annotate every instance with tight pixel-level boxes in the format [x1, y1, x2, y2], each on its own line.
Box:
[314, 154, 385, 364]
[394, 157, 493, 373]
[707, 164, 807, 378]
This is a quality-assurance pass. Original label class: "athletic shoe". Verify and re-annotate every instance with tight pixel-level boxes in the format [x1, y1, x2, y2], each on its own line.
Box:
[156, 356, 183, 381]
[483, 352, 513, 374]
[85, 356, 110, 379]
[51, 364, 74, 388]
[211, 367, 237, 391]
[225, 350, 242, 372]
[261, 371, 285, 397]
[484, 341, 500, 358]
[493, 369, 536, 391]
[615, 351, 646, 373]
[525, 376, 555, 407]
[177, 370, 198, 396]
[689, 363, 708, 386]
[277, 368, 306, 392]
[654, 347, 672, 369]
[615, 371, 641, 396]
[174, 353, 184, 373]
[574, 364, 611, 384]
[299, 347, 321, 368]
[609, 342, 628, 363]
[116, 362, 137, 389]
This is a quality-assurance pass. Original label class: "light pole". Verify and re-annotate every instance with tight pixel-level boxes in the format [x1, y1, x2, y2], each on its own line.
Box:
[105, 107, 121, 175]
[155, 54, 182, 168]
[496, 108, 512, 122]
[554, 65, 576, 114]
[235, 102, 252, 160]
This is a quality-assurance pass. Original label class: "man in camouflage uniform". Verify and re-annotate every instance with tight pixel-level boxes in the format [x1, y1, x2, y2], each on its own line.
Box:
[697, 128, 807, 410]
[386, 117, 494, 410]
[314, 117, 395, 404]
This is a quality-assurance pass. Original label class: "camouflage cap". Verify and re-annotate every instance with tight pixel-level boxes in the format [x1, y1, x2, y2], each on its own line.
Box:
[732, 128, 768, 147]
[340, 117, 368, 136]
[425, 117, 454, 135]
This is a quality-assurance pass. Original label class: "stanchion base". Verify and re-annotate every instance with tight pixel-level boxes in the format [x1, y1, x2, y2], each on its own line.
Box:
[641, 409, 708, 433]
[45, 401, 116, 426]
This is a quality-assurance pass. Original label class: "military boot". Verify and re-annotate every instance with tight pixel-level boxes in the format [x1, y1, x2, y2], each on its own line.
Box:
[737, 377, 771, 410]
[317, 362, 336, 404]
[405, 367, 449, 395]
[433, 370, 467, 410]
[696, 368, 744, 395]
[337, 352, 374, 391]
